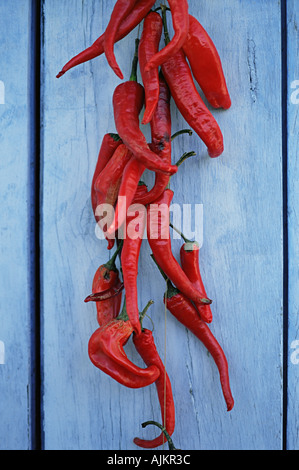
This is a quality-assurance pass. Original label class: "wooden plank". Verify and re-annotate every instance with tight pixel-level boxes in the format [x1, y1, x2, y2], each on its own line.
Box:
[42, 0, 283, 450]
[0, 0, 34, 450]
[287, 0, 299, 451]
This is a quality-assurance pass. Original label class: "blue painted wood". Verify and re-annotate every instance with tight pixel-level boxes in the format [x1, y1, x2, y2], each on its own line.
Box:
[41, 0, 284, 451]
[287, 0, 299, 451]
[0, 0, 34, 450]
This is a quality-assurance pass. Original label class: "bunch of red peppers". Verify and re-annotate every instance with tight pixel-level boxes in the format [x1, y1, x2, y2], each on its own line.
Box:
[58, 0, 234, 449]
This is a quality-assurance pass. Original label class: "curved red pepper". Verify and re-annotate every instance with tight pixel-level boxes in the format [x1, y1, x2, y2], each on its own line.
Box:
[164, 282, 234, 412]
[103, 0, 137, 79]
[162, 48, 224, 158]
[113, 80, 177, 175]
[145, 0, 189, 72]
[159, 9, 224, 158]
[133, 329, 175, 449]
[147, 189, 212, 306]
[139, 11, 163, 125]
[88, 318, 160, 389]
[57, 0, 156, 78]
[182, 15, 231, 110]
[180, 242, 213, 324]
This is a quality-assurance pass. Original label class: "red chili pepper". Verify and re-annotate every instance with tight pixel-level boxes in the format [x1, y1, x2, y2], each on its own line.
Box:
[106, 157, 146, 238]
[56, 0, 156, 78]
[84, 243, 123, 326]
[113, 39, 178, 176]
[144, 0, 189, 72]
[88, 302, 160, 389]
[93, 143, 132, 247]
[160, 9, 224, 158]
[91, 133, 122, 217]
[84, 282, 124, 303]
[133, 328, 175, 449]
[120, 193, 147, 336]
[147, 189, 212, 306]
[182, 15, 231, 110]
[134, 72, 172, 206]
[103, 0, 137, 79]
[139, 11, 163, 125]
[180, 242, 213, 324]
[160, 275, 234, 412]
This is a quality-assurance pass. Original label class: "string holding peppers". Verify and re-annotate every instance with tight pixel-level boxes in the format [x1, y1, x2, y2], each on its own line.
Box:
[58, 0, 234, 450]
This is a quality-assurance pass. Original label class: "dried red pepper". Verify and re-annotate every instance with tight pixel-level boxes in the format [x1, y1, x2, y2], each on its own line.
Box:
[106, 157, 145, 238]
[158, 272, 234, 412]
[91, 133, 122, 217]
[182, 15, 231, 110]
[134, 72, 172, 206]
[179, 240, 213, 324]
[160, 8, 224, 158]
[145, 0, 189, 72]
[139, 11, 163, 125]
[120, 188, 147, 336]
[103, 0, 137, 79]
[147, 189, 212, 306]
[88, 300, 160, 388]
[113, 39, 178, 175]
[56, 0, 156, 78]
[133, 328, 175, 449]
[93, 143, 132, 247]
[84, 243, 123, 326]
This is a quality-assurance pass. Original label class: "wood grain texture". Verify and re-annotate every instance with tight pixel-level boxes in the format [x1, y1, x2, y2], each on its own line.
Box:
[287, 0, 299, 451]
[0, 0, 34, 450]
[42, 0, 284, 450]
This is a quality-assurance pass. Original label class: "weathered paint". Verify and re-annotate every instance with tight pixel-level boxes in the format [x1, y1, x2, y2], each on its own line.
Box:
[0, 0, 34, 450]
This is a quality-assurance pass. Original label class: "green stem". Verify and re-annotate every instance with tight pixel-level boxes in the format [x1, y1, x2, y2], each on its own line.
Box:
[175, 151, 196, 168]
[169, 222, 193, 244]
[154, 5, 171, 13]
[130, 38, 140, 82]
[117, 297, 129, 322]
[171, 129, 193, 141]
[141, 421, 177, 450]
[105, 240, 123, 271]
[139, 300, 154, 328]
[161, 4, 170, 46]
[150, 254, 178, 299]
[109, 133, 121, 142]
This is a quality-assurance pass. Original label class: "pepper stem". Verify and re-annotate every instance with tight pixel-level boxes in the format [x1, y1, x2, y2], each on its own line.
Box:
[150, 254, 179, 299]
[161, 4, 170, 46]
[130, 38, 140, 82]
[141, 421, 177, 450]
[104, 240, 123, 271]
[139, 300, 154, 328]
[117, 297, 129, 322]
[175, 151, 196, 168]
[169, 222, 193, 244]
[171, 129, 193, 141]
[109, 133, 121, 142]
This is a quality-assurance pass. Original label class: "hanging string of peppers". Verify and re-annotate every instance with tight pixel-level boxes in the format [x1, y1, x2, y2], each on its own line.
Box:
[57, 0, 234, 449]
